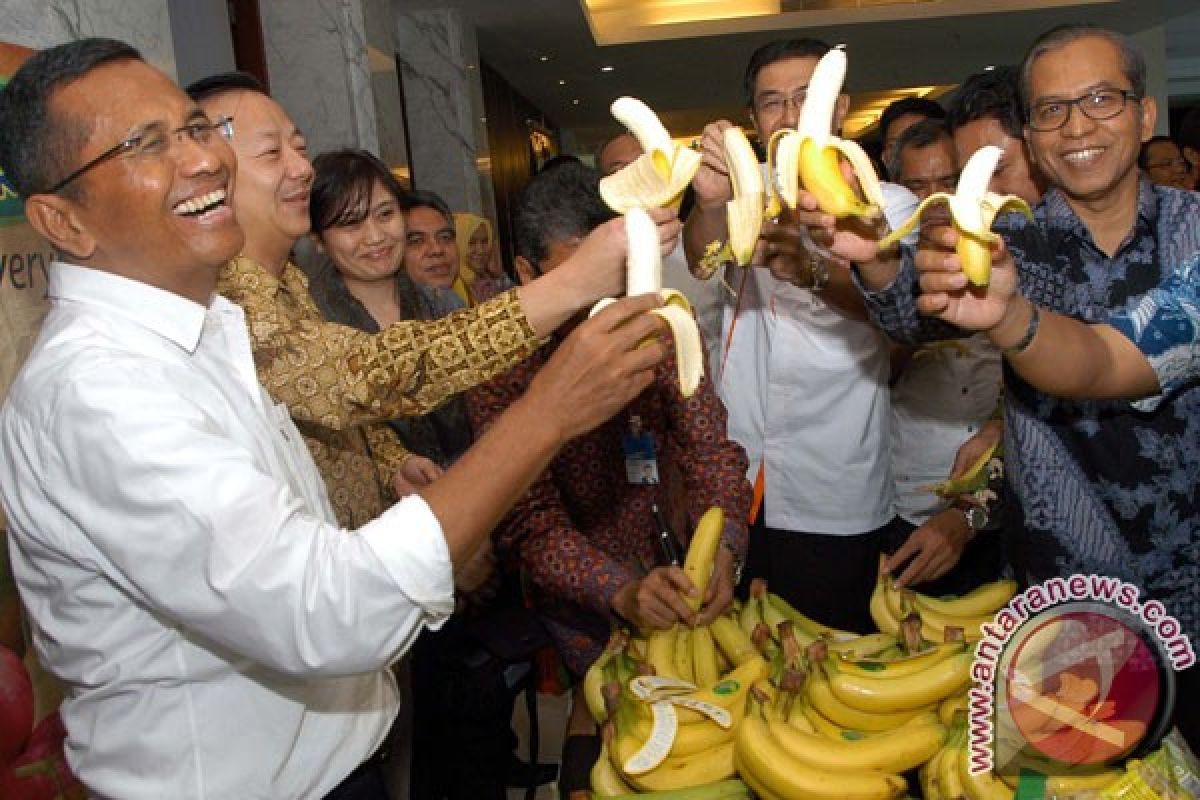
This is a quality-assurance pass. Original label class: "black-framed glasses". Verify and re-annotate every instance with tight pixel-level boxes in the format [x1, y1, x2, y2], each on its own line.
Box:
[1027, 89, 1139, 132]
[44, 115, 233, 194]
[753, 88, 809, 118]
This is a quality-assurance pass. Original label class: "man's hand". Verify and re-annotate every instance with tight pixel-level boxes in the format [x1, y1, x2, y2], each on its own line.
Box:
[391, 455, 443, 498]
[691, 120, 735, 210]
[883, 509, 972, 589]
[529, 294, 667, 442]
[949, 420, 1003, 482]
[695, 544, 736, 625]
[913, 226, 1019, 331]
[611, 566, 699, 630]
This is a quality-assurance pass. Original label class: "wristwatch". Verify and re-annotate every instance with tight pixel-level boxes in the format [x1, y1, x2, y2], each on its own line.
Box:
[955, 498, 989, 532]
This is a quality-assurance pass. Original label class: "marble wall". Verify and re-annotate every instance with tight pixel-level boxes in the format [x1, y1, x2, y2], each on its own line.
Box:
[0, 0, 177, 77]
[395, 8, 496, 217]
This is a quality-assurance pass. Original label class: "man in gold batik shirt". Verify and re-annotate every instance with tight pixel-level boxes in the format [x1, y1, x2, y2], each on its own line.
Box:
[188, 73, 655, 528]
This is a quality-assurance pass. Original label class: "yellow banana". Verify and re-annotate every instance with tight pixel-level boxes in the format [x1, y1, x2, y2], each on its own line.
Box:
[807, 666, 934, 732]
[735, 715, 906, 800]
[920, 745, 945, 800]
[913, 601, 991, 643]
[593, 738, 636, 797]
[825, 631, 900, 660]
[938, 693, 968, 726]
[879, 144, 1033, 285]
[832, 641, 967, 680]
[995, 756, 1121, 793]
[603, 779, 753, 799]
[768, 591, 859, 642]
[646, 626, 679, 679]
[738, 592, 764, 640]
[721, 126, 765, 266]
[620, 740, 738, 792]
[710, 614, 759, 666]
[585, 630, 630, 722]
[766, 716, 946, 774]
[826, 652, 972, 714]
[691, 625, 721, 687]
[768, 48, 883, 219]
[938, 739, 966, 800]
[600, 97, 703, 213]
[629, 714, 733, 759]
[924, 440, 1001, 499]
[798, 698, 856, 740]
[672, 655, 769, 724]
[958, 745, 1014, 800]
[914, 579, 1017, 618]
[870, 572, 902, 636]
[682, 507, 725, 610]
[674, 627, 696, 685]
[786, 698, 817, 733]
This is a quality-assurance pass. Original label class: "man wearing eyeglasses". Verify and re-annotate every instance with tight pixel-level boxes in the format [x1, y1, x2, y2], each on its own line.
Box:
[682, 39, 918, 633]
[0, 39, 673, 799]
[1139, 135, 1193, 191]
[826, 24, 1198, 745]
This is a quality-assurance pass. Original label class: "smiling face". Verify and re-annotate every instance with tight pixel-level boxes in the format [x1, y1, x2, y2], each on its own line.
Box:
[44, 59, 242, 299]
[1142, 139, 1192, 190]
[403, 205, 458, 289]
[316, 179, 405, 285]
[199, 89, 312, 269]
[466, 224, 491, 272]
[897, 136, 958, 201]
[1023, 35, 1155, 209]
[953, 117, 1046, 204]
[750, 55, 848, 143]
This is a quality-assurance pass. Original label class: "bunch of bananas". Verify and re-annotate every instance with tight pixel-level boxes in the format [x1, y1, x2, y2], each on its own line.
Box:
[869, 562, 1017, 644]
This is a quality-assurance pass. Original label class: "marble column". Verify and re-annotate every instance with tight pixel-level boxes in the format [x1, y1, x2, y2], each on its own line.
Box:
[394, 8, 496, 218]
[0, 0, 177, 77]
[259, 0, 410, 165]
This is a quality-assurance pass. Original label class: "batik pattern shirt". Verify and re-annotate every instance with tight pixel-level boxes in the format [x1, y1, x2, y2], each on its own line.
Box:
[1108, 251, 1200, 410]
[218, 257, 540, 527]
[467, 343, 751, 675]
[860, 180, 1200, 651]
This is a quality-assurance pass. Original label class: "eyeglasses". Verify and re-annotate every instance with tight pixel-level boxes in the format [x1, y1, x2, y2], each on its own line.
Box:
[45, 115, 233, 194]
[1026, 89, 1138, 132]
[753, 88, 808, 118]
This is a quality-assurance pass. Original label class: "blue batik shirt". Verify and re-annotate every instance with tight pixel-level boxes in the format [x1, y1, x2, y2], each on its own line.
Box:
[860, 178, 1200, 652]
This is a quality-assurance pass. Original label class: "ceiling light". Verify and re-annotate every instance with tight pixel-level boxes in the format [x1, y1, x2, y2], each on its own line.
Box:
[559, 79, 567, 85]
[573, 99, 580, 105]
[539, 55, 550, 62]
[985, 65, 996, 71]
[601, 65, 614, 72]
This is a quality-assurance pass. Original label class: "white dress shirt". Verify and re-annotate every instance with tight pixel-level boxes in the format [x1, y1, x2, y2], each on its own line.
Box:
[891, 333, 1002, 525]
[0, 263, 455, 800]
[716, 180, 918, 534]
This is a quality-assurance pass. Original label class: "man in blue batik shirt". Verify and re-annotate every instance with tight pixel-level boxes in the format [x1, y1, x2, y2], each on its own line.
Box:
[791, 24, 1198, 746]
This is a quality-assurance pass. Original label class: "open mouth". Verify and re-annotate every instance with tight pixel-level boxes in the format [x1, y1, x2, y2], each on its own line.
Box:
[1062, 147, 1104, 166]
[173, 189, 227, 217]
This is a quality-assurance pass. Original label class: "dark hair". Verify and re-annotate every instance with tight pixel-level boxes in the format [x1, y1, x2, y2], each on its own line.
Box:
[1018, 24, 1145, 114]
[743, 38, 831, 107]
[185, 70, 267, 103]
[879, 96, 945, 143]
[1139, 135, 1181, 169]
[538, 154, 583, 173]
[513, 161, 615, 268]
[885, 118, 952, 181]
[406, 189, 453, 228]
[1177, 106, 1200, 153]
[0, 37, 141, 198]
[945, 66, 1024, 140]
[310, 149, 411, 234]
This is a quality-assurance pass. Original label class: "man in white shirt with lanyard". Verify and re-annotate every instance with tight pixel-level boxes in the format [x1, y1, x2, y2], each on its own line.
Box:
[0, 39, 669, 800]
[684, 38, 917, 632]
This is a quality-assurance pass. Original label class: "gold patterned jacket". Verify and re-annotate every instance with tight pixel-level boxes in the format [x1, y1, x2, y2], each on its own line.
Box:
[217, 256, 540, 527]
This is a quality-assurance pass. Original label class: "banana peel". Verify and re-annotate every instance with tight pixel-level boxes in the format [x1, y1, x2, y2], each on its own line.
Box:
[923, 439, 1000, 498]
[600, 97, 703, 213]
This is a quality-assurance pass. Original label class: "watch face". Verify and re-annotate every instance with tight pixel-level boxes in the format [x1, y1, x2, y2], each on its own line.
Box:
[966, 506, 987, 530]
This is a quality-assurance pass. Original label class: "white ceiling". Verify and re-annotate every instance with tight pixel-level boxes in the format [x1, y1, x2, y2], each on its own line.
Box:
[394, 0, 1200, 150]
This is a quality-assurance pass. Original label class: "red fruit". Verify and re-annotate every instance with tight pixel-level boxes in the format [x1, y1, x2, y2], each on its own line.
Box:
[0, 644, 34, 762]
[0, 711, 85, 800]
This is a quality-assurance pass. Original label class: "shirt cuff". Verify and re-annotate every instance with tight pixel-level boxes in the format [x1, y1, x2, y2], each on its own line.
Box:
[359, 494, 455, 619]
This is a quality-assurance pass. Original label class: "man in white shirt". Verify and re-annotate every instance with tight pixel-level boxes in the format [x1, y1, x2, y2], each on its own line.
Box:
[683, 38, 917, 632]
[0, 39, 668, 800]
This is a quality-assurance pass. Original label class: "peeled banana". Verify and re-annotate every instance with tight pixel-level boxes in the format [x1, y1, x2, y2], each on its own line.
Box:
[600, 97, 703, 213]
[878, 144, 1033, 285]
[722, 126, 765, 266]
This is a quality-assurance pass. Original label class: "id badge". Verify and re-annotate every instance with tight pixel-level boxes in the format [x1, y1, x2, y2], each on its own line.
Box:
[622, 415, 659, 485]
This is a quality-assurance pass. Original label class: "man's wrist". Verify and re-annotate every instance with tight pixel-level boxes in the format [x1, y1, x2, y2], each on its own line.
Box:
[989, 295, 1035, 353]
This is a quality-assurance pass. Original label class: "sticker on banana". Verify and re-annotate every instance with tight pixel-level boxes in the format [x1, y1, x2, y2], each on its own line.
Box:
[769, 47, 884, 220]
[590, 207, 705, 397]
[879, 144, 1033, 285]
[600, 97, 702, 213]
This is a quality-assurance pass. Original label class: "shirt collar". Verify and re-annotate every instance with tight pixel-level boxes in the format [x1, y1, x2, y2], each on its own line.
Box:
[48, 261, 217, 353]
[1040, 175, 1159, 242]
